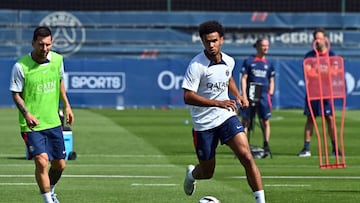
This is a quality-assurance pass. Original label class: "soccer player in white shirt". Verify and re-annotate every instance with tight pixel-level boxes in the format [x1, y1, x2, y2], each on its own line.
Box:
[182, 20, 265, 203]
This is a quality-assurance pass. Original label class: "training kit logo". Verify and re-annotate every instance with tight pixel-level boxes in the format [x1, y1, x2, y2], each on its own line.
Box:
[39, 12, 86, 56]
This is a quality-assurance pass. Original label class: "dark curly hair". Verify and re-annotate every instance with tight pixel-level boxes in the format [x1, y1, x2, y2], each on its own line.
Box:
[198, 20, 224, 38]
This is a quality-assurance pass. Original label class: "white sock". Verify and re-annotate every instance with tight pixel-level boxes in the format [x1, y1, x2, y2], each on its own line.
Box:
[42, 192, 54, 203]
[254, 190, 265, 203]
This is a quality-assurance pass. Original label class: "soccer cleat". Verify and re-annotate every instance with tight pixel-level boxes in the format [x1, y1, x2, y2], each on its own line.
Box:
[183, 165, 196, 196]
[51, 193, 60, 203]
[298, 148, 311, 157]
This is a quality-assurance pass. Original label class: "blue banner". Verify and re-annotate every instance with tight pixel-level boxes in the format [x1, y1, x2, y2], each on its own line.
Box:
[2, 58, 360, 109]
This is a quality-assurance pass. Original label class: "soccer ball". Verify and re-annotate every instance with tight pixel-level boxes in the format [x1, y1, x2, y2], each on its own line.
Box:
[198, 196, 221, 203]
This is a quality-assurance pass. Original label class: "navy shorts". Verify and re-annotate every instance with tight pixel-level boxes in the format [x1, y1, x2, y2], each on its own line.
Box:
[304, 97, 332, 117]
[21, 126, 66, 160]
[192, 116, 245, 161]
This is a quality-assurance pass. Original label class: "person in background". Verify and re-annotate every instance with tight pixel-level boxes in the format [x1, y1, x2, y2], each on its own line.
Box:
[297, 27, 339, 157]
[9, 26, 74, 203]
[240, 38, 275, 158]
[181, 20, 265, 203]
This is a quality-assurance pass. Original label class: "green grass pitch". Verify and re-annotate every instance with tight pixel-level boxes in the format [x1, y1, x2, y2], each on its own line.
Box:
[0, 107, 359, 203]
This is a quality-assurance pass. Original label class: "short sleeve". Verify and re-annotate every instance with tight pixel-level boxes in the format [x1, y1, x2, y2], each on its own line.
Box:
[182, 62, 202, 92]
[9, 63, 24, 92]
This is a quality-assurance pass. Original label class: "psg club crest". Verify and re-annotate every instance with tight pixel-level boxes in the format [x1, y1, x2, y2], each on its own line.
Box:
[39, 12, 86, 57]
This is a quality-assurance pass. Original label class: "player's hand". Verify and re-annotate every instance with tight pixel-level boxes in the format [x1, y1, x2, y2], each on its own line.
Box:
[219, 100, 238, 112]
[237, 96, 249, 108]
[24, 113, 39, 131]
[64, 107, 74, 126]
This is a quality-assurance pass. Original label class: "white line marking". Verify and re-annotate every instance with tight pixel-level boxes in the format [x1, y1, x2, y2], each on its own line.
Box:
[0, 175, 170, 179]
[0, 175, 33, 178]
[272, 116, 284, 121]
[64, 175, 171, 179]
[67, 164, 177, 168]
[0, 183, 36, 186]
[131, 183, 178, 187]
[0, 164, 177, 168]
[77, 154, 169, 158]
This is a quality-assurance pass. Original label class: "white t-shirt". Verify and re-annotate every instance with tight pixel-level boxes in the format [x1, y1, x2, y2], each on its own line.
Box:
[182, 51, 236, 131]
[9, 52, 64, 92]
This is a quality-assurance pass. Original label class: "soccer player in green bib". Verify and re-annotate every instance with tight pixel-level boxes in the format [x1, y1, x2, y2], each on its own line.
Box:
[9, 26, 74, 203]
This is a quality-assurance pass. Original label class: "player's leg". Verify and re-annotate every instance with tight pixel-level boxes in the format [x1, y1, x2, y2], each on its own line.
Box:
[261, 119, 270, 145]
[227, 133, 265, 203]
[323, 100, 340, 155]
[22, 131, 54, 203]
[49, 160, 66, 187]
[258, 100, 272, 158]
[47, 126, 67, 203]
[298, 99, 317, 157]
[228, 133, 263, 189]
[49, 159, 65, 203]
[184, 129, 217, 196]
[325, 115, 340, 155]
[298, 116, 314, 157]
[220, 116, 265, 203]
[35, 153, 53, 203]
[260, 118, 271, 157]
[325, 115, 334, 142]
[192, 158, 216, 179]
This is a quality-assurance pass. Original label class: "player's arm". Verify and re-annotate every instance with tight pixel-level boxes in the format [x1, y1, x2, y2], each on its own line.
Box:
[269, 77, 275, 96]
[229, 77, 249, 108]
[241, 73, 248, 99]
[183, 89, 222, 107]
[59, 80, 74, 125]
[183, 89, 237, 110]
[11, 92, 39, 130]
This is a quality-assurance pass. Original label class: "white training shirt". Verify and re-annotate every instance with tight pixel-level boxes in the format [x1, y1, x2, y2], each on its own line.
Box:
[182, 51, 237, 131]
[9, 52, 65, 93]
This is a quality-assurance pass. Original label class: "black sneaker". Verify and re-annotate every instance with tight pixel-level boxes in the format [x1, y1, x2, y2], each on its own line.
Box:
[261, 147, 272, 159]
[298, 148, 311, 157]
